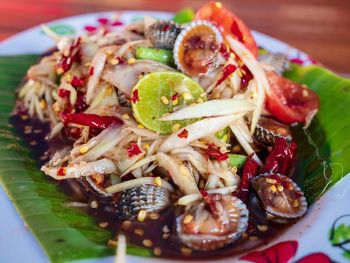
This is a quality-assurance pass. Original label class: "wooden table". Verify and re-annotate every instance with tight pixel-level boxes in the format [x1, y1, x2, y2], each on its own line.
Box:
[0, 0, 349, 74]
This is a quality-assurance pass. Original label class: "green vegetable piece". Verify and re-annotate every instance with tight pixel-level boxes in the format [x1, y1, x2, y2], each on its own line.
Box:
[132, 72, 207, 134]
[228, 154, 247, 169]
[172, 8, 195, 24]
[215, 127, 230, 143]
[136, 47, 174, 66]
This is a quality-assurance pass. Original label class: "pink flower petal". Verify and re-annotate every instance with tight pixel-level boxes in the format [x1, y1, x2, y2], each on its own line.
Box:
[97, 17, 109, 25]
[290, 58, 305, 65]
[111, 20, 123, 26]
[84, 25, 97, 32]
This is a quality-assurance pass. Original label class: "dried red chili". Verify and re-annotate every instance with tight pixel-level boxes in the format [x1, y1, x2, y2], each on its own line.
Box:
[89, 66, 94, 76]
[58, 88, 70, 98]
[216, 64, 237, 86]
[127, 143, 142, 158]
[261, 137, 297, 176]
[56, 37, 81, 74]
[130, 89, 139, 103]
[71, 76, 85, 87]
[177, 129, 189, 139]
[57, 167, 66, 176]
[60, 113, 123, 129]
[204, 144, 228, 162]
[171, 92, 179, 101]
[240, 154, 260, 193]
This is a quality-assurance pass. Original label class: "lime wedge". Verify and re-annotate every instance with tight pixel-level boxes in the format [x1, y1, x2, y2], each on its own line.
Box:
[132, 72, 207, 134]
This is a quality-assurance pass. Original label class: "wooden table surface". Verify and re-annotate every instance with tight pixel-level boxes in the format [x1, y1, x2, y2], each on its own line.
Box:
[0, 0, 349, 74]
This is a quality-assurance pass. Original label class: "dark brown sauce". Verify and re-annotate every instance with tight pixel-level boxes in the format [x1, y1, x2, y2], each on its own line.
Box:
[11, 111, 300, 260]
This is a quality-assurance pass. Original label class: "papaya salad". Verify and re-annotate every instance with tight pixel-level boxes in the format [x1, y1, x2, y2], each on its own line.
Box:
[15, 1, 320, 260]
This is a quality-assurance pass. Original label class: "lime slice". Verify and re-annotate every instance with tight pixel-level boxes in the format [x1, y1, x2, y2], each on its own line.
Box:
[132, 72, 207, 134]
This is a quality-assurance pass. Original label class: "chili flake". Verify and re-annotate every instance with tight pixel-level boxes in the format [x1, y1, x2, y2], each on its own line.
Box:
[204, 144, 228, 162]
[71, 76, 85, 87]
[57, 167, 66, 176]
[89, 66, 94, 76]
[130, 89, 139, 103]
[58, 88, 71, 98]
[127, 143, 142, 158]
[177, 129, 188, 139]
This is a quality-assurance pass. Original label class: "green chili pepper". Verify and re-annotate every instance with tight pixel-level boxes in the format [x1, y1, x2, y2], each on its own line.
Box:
[172, 8, 195, 24]
[136, 47, 175, 66]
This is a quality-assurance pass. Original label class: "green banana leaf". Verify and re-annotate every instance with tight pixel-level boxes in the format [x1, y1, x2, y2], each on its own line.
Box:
[0, 55, 152, 263]
[0, 55, 349, 263]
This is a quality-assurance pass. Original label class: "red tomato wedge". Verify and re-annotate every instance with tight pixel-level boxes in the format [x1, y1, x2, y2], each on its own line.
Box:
[196, 1, 258, 57]
[265, 71, 320, 124]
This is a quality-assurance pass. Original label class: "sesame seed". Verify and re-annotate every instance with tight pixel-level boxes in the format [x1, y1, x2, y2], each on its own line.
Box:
[257, 225, 268, 232]
[21, 115, 29, 120]
[270, 185, 277, 193]
[121, 220, 132, 230]
[172, 97, 179, 105]
[79, 145, 89, 154]
[137, 124, 145, 129]
[40, 99, 47, 109]
[277, 185, 284, 192]
[181, 247, 192, 255]
[162, 233, 170, 239]
[266, 178, 277, 184]
[107, 239, 117, 247]
[230, 52, 236, 59]
[149, 213, 160, 220]
[153, 247, 162, 256]
[293, 199, 300, 207]
[183, 214, 194, 224]
[56, 68, 64, 75]
[110, 58, 119, 65]
[33, 129, 42, 134]
[302, 89, 309, 97]
[29, 140, 37, 146]
[154, 177, 162, 187]
[232, 145, 241, 153]
[134, 228, 144, 236]
[171, 123, 181, 132]
[162, 225, 170, 233]
[249, 236, 258, 241]
[237, 70, 243, 78]
[105, 86, 113, 96]
[99, 222, 109, 228]
[142, 239, 153, 247]
[128, 58, 136, 64]
[182, 92, 193, 100]
[143, 144, 150, 150]
[65, 73, 72, 82]
[90, 200, 98, 209]
[242, 232, 249, 239]
[160, 96, 169, 105]
[215, 1, 222, 8]
[137, 210, 147, 222]
[122, 114, 130, 120]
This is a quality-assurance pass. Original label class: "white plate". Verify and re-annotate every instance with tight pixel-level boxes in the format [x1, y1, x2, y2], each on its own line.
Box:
[0, 11, 349, 263]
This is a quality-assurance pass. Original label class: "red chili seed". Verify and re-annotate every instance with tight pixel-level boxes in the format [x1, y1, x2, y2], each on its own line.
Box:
[127, 143, 142, 158]
[177, 129, 188, 139]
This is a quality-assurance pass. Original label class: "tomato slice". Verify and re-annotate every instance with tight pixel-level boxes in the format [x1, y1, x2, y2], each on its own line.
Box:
[265, 71, 320, 124]
[196, 1, 258, 57]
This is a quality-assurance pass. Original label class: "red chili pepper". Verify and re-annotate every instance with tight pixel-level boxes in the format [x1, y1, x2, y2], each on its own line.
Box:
[130, 89, 139, 103]
[216, 64, 237, 86]
[74, 92, 88, 112]
[58, 88, 71, 98]
[177, 129, 189, 139]
[56, 37, 81, 74]
[171, 92, 179, 101]
[204, 144, 228, 162]
[236, 154, 260, 201]
[261, 137, 297, 176]
[89, 66, 94, 76]
[240, 64, 254, 90]
[127, 143, 142, 158]
[220, 43, 231, 60]
[57, 167, 66, 176]
[60, 113, 123, 129]
[71, 76, 85, 87]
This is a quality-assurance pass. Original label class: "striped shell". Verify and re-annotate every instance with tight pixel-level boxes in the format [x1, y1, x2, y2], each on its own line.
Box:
[254, 116, 292, 146]
[114, 184, 172, 220]
[145, 20, 182, 50]
[177, 194, 248, 251]
[252, 173, 307, 223]
[173, 20, 223, 77]
[259, 52, 290, 75]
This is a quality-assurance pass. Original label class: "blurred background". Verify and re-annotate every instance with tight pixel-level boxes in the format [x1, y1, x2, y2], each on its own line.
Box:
[0, 0, 349, 74]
